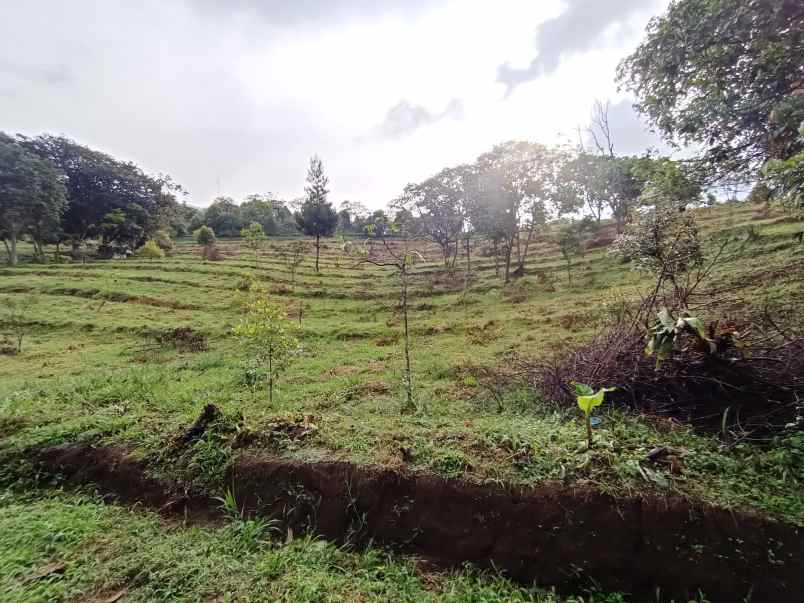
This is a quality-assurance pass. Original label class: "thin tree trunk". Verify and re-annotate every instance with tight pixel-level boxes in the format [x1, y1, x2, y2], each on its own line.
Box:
[268, 342, 273, 405]
[8, 230, 18, 266]
[493, 240, 499, 276]
[503, 241, 512, 284]
[315, 235, 320, 273]
[402, 268, 413, 410]
[518, 226, 536, 272]
[462, 234, 471, 299]
[2, 238, 10, 265]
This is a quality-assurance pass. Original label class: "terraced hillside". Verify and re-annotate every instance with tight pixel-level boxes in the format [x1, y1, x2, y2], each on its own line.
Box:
[2, 201, 804, 602]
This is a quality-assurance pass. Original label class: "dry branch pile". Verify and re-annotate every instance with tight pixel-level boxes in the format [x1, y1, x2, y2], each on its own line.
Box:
[524, 316, 804, 436]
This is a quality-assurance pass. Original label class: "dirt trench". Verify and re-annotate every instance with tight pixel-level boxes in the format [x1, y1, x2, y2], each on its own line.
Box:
[38, 443, 803, 603]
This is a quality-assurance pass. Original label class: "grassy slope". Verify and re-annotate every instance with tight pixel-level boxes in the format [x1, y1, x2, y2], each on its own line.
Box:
[0, 202, 803, 599]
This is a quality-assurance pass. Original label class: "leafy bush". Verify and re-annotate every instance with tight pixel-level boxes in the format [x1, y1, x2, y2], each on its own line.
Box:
[135, 240, 165, 260]
[610, 206, 702, 277]
[154, 229, 174, 253]
[645, 307, 715, 367]
[194, 225, 216, 247]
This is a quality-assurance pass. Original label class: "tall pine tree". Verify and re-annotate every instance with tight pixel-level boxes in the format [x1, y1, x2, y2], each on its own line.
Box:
[296, 156, 337, 272]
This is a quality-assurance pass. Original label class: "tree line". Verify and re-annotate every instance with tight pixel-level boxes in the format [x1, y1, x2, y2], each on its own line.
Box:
[390, 137, 704, 284]
[0, 132, 387, 267]
[0, 133, 185, 265]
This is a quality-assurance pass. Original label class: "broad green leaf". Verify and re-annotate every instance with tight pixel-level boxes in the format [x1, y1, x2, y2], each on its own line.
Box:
[576, 387, 616, 415]
[680, 316, 717, 352]
[573, 382, 594, 396]
[657, 307, 675, 329]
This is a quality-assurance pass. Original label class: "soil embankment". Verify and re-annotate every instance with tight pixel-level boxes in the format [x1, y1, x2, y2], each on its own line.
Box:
[38, 443, 803, 603]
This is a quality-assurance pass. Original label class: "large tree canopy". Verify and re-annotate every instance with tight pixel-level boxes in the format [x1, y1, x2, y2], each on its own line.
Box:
[240, 194, 278, 235]
[205, 196, 243, 237]
[0, 133, 67, 265]
[20, 135, 165, 253]
[617, 0, 804, 182]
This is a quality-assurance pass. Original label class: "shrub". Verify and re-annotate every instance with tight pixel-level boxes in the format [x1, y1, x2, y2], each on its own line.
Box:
[194, 225, 216, 247]
[233, 282, 299, 405]
[154, 229, 174, 253]
[135, 240, 165, 260]
[202, 245, 224, 261]
[610, 206, 702, 278]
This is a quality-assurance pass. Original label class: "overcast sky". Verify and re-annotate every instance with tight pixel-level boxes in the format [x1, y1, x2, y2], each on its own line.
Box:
[0, 0, 668, 208]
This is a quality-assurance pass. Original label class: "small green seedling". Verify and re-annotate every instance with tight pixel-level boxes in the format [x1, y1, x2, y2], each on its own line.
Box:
[573, 382, 616, 449]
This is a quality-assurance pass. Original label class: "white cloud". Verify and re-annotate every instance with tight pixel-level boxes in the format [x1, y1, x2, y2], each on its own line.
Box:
[0, 0, 669, 208]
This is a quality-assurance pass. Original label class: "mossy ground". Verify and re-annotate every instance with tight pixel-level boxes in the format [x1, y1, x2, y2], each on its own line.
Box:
[1, 201, 803, 600]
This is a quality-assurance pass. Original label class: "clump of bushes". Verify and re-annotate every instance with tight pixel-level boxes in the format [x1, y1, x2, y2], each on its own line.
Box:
[194, 226, 223, 261]
[135, 240, 165, 260]
[154, 229, 174, 254]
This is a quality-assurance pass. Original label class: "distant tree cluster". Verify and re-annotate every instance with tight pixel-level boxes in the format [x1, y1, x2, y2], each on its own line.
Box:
[1, 133, 183, 264]
[392, 137, 702, 284]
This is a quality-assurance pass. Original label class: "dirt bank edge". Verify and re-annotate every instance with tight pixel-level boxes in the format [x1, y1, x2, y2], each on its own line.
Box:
[36, 443, 803, 603]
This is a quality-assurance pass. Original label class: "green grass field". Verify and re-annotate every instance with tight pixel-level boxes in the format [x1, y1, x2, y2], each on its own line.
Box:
[2, 201, 803, 601]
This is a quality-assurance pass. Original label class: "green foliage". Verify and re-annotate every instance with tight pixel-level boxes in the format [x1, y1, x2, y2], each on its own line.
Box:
[193, 225, 216, 247]
[232, 282, 299, 404]
[611, 205, 702, 279]
[240, 222, 267, 264]
[0, 133, 67, 265]
[555, 218, 597, 283]
[204, 196, 243, 237]
[573, 383, 615, 416]
[240, 194, 278, 235]
[276, 240, 310, 286]
[153, 229, 174, 252]
[618, 0, 804, 179]
[639, 158, 703, 209]
[763, 119, 804, 219]
[573, 382, 615, 449]
[0, 296, 33, 354]
[134, 240, 165, 260]
[19, 134, 170, 253]
[296, 156, 338, 272]
[645, 308, 715, 367]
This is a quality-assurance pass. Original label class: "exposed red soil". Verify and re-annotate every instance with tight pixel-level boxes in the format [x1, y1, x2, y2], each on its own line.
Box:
[38, 443, 803, 603]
